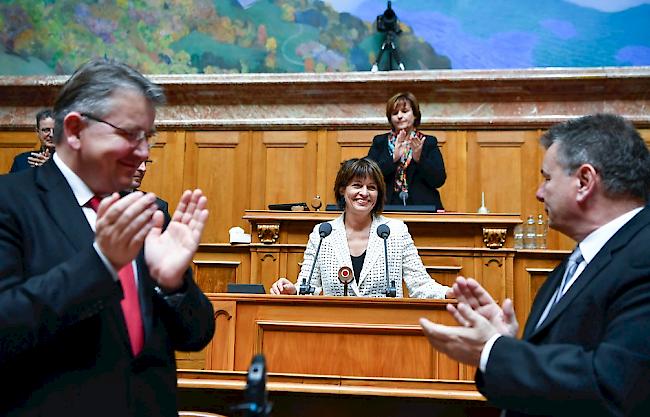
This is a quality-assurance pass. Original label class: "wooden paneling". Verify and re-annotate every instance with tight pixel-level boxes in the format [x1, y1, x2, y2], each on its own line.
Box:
[184, 131, 252, 243]
[0, 131, 38, 173]
[252, 131, 318, 208]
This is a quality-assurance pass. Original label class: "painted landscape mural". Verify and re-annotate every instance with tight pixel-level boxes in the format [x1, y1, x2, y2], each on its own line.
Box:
[0, 0, 648, 75]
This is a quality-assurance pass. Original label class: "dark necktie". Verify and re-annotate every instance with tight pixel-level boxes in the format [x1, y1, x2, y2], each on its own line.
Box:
[86, 195, 144, 355]
[536, 247, 584, 328]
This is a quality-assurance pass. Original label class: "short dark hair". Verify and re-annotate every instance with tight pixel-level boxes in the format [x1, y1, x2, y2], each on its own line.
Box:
[385, 91, 421, 129]
[35, 109, 54, 129]
[540, 113, 650, 201]
[334, 158, 386, 215]
[52, 59, 165, 144]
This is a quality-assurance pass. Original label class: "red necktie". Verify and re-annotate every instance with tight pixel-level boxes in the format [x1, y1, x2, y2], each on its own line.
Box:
[87, 195, 144, 355]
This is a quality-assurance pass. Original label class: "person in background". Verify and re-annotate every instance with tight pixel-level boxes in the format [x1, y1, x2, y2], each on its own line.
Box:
[367, 92, 446, 209]
[270, 157, 450, 298]
[0, 59, 215, 417]
[9, 109, 56, 173]
[126, 158, 170, 228]
[420, 113, 650, 416]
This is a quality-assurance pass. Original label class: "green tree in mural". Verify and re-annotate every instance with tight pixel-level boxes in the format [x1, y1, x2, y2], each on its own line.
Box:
[0, 0, 449, 75]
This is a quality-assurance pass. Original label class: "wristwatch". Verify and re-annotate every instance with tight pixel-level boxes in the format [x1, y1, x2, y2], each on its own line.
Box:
[154, 280, 187, 303]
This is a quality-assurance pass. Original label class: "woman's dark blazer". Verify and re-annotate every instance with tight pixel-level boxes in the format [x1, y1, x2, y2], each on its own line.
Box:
[367, 132, 446, 209]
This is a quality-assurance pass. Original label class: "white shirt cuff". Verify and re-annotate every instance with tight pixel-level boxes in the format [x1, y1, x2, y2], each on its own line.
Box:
[93, 241, 119, 281]
[479, 333, 502, 373]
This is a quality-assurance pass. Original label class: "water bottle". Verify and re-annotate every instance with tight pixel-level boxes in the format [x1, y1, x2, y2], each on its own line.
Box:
[513, 224, 524, 249]
[536, 214, 547, 249]
[523, 215, 536, 249]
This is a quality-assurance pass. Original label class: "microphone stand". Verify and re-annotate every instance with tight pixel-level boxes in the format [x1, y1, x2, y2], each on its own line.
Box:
[377, 224, 397, 298]
[299, 223, 332, 295]
[299, 240, 322, 295]
[383, 238, 396, 297]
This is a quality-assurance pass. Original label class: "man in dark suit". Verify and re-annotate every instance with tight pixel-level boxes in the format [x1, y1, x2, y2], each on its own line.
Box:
[9, 109, 56, 173]
[420, 113, 650, 416]
[126, 158, 171, 227]
[0, 59, 215, 417]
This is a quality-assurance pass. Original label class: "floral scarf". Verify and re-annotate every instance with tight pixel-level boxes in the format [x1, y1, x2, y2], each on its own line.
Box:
[387, 129, 425, 192]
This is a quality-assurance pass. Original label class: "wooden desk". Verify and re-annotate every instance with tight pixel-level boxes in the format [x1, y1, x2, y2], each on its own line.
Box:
[182, 294, 474, 382]
[177, 294, 502, 416]
[190, 211, 568, 328]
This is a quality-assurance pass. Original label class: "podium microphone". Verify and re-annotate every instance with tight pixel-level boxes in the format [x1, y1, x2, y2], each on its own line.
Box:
[230, 354, 272, 417]
[377, 224, 396, 297]
[299, 222, 332, 295]
[399, 190, 408, 206]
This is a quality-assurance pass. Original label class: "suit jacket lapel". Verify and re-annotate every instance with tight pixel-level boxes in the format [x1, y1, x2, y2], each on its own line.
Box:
[35, 160, 95, 250]
[531, 250, 612, 337]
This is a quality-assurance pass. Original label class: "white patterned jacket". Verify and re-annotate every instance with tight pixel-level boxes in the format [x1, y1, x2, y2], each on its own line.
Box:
[294, 214, 448, 298]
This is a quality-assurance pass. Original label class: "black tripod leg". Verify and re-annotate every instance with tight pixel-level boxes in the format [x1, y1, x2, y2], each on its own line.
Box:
[372, 40, 389, 72]
[389, 41, 405, 71]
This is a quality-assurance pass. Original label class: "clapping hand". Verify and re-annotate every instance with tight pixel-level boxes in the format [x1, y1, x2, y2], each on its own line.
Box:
[407, 134, 425, 162]
[419, 276, 518, 366]
[27, 148, 51, 167]
[95, 192, 158, 270]
[145, 189, 208, 292]
[448, 276, 518, 337]
[392, 130, 409, 162]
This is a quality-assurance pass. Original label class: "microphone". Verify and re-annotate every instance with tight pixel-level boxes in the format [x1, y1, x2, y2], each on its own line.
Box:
[230, 354, 272, 417]
[399, 190, 408, 206]
[299, 222, 332, 295]
[377, 224, 396, 297]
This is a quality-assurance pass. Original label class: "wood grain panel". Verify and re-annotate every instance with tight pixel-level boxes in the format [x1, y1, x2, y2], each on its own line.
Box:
[472, 131, 526, 214]
[184, 131, 251, 242]
[192, 260, 240, 293]
[142, 131, 186, 208]
[434, 130, 466, 213]
[255, 131, 317, 207]
[258, 321, 435, 379]
[0, 131, 39, 173]
[250, 247, 281, 291]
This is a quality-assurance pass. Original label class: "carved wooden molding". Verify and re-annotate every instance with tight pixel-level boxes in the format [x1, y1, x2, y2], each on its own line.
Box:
[260, 253, 277, 262]
[257, 223, 280, 244]
[483, 227, 507, 249]
[214, 309, 232, 321]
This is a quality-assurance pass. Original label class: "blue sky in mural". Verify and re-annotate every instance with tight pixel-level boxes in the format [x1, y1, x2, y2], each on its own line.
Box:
[327, 0, 650, 68]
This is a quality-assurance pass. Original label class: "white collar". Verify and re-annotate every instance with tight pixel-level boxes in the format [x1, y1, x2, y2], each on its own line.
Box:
[578, 207, 644, 263]
[53, 152, 95, 207]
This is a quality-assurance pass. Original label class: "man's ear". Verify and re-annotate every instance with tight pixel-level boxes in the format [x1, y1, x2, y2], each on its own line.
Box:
[575, 163, 599, 203]
[63, 112, 84, 150]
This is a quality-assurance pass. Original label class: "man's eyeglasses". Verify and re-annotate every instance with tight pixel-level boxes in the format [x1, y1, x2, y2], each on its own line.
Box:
[39, 127, 53, 134]
[81, 113, 156, 146]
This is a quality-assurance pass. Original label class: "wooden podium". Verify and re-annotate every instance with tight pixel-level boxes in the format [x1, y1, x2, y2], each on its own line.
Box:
[177, 294, 499, 417]
[181, 211, 566, 416]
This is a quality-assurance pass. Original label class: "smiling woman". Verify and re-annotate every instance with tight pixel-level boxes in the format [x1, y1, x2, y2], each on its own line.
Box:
[269, 157, 450, 299]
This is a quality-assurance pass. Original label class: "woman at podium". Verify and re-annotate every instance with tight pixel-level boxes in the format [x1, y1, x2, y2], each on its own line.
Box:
[367, 92, 446, 209]
[270, 158, 449, 298]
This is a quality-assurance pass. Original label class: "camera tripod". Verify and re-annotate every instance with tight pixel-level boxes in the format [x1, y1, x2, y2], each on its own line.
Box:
[371, 30, 405, 72]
